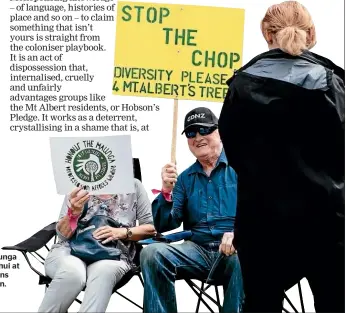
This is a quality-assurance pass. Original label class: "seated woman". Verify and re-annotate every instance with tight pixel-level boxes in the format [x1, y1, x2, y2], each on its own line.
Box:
[38, 178, 156, 313]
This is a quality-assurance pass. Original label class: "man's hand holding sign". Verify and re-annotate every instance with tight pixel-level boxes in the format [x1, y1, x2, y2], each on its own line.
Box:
[162, 163, 178, 191]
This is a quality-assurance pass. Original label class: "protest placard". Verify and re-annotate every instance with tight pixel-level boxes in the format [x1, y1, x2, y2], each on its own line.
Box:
[113, 2, 245, 101]
[50, 135, 134, 195]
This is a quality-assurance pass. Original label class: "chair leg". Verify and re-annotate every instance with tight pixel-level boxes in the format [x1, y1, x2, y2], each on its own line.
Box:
[214, 286, 221, 312]
[283, 292, 299, 313]
[298, 281, 305, 313]
[138, 273, 144, 286]
[74, 298, 82, 305]
[195, 281, 204, 313]
[114, 291, 143, 310]
[138, 274, 145, 312]
[185, 279, 215, 313]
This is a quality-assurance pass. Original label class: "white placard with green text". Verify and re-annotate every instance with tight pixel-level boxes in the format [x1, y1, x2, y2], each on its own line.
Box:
[50, 135, 134, 195]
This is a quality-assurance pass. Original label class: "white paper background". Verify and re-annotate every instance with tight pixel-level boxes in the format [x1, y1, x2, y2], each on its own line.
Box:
[0, 0, 344, 312]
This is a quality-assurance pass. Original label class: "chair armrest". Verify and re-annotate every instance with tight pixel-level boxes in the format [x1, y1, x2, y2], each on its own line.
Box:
[2, 222, 57, 253]
[138, 230, 192, 245]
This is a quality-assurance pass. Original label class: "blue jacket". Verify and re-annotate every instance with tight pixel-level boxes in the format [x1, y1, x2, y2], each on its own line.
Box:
[152, 150, 237, 245]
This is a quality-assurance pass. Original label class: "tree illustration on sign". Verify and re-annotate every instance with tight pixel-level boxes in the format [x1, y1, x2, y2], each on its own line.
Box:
[75, 154, 101, 182]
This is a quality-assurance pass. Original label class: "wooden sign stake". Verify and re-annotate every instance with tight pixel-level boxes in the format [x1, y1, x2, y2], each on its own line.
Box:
[171, 98, 179, 164]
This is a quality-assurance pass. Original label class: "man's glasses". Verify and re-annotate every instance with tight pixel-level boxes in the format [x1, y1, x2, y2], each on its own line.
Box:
[185, 126, 217, 139]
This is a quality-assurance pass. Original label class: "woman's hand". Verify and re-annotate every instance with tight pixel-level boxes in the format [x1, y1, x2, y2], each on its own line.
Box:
[93, 226, 127, 244]
[69, 186, 89, 216]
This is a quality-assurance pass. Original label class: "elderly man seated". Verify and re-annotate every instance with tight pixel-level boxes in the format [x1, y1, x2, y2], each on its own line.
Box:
[140, 107, 244, 313]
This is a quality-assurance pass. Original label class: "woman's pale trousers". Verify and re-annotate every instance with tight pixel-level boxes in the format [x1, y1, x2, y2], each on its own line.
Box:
[38, 245, 131, 313]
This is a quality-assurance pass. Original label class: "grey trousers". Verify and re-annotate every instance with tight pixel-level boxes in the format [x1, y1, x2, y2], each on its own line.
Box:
[38, 245, 131, 313]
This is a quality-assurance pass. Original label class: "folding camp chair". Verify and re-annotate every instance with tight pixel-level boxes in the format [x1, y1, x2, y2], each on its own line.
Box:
[139, 231, 307, 313]
[2, 158, 145, 311]
[182, 275, 306, 313]
[186, 275, 306, 313]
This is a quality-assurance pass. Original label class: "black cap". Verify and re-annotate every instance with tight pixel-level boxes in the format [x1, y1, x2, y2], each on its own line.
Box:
[181, 107, 218, 134]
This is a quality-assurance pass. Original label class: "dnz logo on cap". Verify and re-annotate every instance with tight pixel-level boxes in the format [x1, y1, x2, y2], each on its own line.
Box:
[187, 113, 206, 122]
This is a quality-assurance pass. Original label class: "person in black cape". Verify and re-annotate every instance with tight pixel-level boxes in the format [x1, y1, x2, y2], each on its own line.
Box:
[219, 1, 344, 312]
